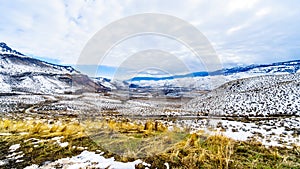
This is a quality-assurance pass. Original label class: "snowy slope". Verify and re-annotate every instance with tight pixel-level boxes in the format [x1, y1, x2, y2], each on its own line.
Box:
[185, 73, 300, 117]
[93, 77, 117, 90]
[0, 42, 107, 94]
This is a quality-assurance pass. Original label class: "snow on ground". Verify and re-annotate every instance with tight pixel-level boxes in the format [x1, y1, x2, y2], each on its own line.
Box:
[9, 144, 20, 152]
[0, 143, 25, 166]
[0, 75, 11, 92]
[24, 151, 150, 169]
[179, 117, 300, 148]
[0, 160, 7, 166]
[185, 73, 300, 117]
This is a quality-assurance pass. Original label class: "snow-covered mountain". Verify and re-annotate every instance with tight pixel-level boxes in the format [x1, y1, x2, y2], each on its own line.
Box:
[0, 42, 107, 94]
[185, 73, 300, 117]
[93, 77, 117, 90]
[126, 60, 300, 91]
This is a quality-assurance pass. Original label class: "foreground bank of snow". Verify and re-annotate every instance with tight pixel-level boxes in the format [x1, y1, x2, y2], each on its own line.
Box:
[25, 150, 150, 169]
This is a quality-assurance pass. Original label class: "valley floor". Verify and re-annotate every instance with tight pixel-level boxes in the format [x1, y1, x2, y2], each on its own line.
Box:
[0, 93, 299, 168]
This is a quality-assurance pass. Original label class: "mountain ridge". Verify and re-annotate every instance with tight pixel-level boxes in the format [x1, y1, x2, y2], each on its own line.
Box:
[0, 42, 24, 56]
[0, 42, 108, 94]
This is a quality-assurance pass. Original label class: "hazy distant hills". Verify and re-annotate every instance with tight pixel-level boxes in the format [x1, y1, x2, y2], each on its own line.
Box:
[0, 42, 107, 95]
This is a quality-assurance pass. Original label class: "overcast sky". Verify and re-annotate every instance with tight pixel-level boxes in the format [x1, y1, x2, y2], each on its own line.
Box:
[1, 0, 300, 77]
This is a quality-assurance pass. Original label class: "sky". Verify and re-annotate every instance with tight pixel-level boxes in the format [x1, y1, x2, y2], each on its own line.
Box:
[1, 0, 300, 77]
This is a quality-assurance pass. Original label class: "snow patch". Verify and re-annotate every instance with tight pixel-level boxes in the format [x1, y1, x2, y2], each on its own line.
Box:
[9, 144, 20, 152]
[25, 150, 150, 169]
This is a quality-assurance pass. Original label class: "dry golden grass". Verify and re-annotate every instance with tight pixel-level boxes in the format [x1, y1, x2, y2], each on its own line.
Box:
[0, 117, 299, 169]
[82, 118, 188, 158]
[0, 118, 85, 139]
[156, 133, 234, 169]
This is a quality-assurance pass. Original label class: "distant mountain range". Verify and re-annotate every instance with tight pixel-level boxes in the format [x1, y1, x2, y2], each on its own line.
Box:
[129, 60, 300, 81]
[0, 42, 108, 95]
[127, 60, 300, 91]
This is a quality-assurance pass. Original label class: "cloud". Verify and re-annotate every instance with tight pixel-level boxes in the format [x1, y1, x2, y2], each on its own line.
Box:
[255, 7, 271, 17]
[227, 0, 259, 13]
[0, 0, 127, 64]
[0, 0, 299, 77]
[226, 23, 248, 35]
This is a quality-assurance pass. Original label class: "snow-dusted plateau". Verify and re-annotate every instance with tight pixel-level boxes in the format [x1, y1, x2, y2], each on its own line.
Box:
[0, 42, 299, 168]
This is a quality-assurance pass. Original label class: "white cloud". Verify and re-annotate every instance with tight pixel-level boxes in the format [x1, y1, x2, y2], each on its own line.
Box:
[226, 23, 248, 35]
[227, 0, 259, 13]
[0, 0, 299, 75]
[255, 7, 271, 17]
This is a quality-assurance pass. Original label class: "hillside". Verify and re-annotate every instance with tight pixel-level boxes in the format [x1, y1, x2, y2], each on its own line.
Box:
[185, 73, 300, 117]
[0, 42, 107, 94]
